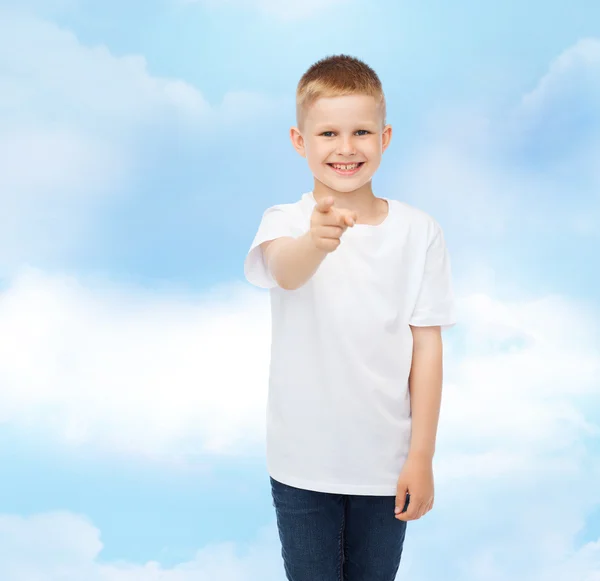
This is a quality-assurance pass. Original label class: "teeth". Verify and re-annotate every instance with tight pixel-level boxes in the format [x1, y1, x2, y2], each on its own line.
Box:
[332, 163, 360, 170]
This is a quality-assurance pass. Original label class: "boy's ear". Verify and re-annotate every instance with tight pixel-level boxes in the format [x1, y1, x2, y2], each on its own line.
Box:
[381, 124, 392, 153]
[290, 126, 307, 158]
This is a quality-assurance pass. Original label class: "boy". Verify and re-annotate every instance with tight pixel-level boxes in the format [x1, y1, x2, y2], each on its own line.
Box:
[244, 55, 456, 581]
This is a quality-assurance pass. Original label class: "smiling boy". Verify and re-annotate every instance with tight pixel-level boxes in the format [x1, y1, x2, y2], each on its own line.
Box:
[244, 55, 456, 581]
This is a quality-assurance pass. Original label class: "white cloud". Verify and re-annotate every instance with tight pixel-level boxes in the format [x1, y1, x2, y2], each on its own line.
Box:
[0, 512, 284, 581]
[0, 9, 283, 276]
[1, 265, 598, 474]
[0, 267, 271, 460]
[0, 9, 206, 276]
[0, 513, 101, 569]
[187, 0, 350, 21]
[0, 10, 208, 124]
[519, 38, 600, 122]
[440, 295, 600, 479]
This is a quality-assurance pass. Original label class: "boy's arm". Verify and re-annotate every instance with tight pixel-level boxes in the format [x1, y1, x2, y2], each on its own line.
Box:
[395, 325, 443, 521]
[407, 325, 444, 460]
[261, 234, 328, 291]
[260, 197, 357, 290]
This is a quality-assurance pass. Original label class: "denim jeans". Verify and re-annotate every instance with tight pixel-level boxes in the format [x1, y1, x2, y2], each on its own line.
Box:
[271, 477, 407, 581]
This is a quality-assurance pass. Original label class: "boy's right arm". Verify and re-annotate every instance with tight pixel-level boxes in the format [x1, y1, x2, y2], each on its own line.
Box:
[261, 197, 357, 291]
[261, 233, 327, 291]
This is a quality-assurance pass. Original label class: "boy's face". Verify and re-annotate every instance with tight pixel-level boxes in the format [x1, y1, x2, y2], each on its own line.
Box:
[291, 94, 392, 194]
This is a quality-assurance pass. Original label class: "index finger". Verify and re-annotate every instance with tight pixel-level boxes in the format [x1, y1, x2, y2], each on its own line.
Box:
[315, 197, 335, 213]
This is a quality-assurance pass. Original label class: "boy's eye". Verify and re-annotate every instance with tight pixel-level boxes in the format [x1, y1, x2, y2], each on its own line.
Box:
[320, 130, 371, 137]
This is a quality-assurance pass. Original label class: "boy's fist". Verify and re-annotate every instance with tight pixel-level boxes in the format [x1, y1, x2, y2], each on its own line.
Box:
[309, 197, 357, 253]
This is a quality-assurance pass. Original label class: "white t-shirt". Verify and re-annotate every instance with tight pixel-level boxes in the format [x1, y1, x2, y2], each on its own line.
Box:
[244, 192, 456, 495]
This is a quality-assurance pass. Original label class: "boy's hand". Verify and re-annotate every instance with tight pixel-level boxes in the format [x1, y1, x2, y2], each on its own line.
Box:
[309, 197, 357, 253]
[394, 455, 434, 521]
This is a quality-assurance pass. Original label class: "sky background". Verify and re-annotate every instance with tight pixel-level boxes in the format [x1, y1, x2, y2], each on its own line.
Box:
[0, 0, 599, 579]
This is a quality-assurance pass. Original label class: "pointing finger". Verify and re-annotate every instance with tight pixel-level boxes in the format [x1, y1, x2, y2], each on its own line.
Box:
[315, 197, 335, 213]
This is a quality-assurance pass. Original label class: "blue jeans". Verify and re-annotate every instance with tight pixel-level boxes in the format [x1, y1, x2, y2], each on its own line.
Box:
[271, 477, 407, 581]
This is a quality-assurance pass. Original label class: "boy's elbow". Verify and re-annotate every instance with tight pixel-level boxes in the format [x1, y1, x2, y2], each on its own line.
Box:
[275, 276, 300, 291]
[271, 269, 303, 290]
[278, 281, 295, 291]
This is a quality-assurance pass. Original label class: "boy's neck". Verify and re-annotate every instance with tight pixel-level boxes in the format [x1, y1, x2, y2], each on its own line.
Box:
[312, 179, 387, 225]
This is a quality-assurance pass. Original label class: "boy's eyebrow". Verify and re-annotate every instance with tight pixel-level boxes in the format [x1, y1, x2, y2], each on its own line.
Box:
[313, 121, 380, 131]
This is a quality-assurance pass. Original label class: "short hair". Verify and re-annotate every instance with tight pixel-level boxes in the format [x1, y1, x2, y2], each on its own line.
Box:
[296, 54, 386, 128]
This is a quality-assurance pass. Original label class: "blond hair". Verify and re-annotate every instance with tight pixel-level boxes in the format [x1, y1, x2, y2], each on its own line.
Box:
[296, 54, 386, 127]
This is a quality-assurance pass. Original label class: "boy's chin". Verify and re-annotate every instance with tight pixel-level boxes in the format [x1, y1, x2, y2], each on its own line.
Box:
[314, 176, 370, 194]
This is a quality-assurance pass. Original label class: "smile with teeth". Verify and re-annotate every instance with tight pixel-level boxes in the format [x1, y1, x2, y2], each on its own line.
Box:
[328, 162, 365, 175]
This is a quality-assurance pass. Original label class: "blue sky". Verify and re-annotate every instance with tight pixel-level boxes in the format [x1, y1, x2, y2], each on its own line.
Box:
[0, 0, 599, 579]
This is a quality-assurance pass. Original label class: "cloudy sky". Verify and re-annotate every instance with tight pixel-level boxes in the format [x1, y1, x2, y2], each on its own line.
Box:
[0, 0, 599, 579]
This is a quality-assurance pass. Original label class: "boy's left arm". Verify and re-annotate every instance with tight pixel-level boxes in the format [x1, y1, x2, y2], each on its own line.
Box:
[395, 325, 443, 521]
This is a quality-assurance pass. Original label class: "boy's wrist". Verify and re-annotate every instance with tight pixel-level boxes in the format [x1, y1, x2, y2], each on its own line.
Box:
[407, 448, 435, 463]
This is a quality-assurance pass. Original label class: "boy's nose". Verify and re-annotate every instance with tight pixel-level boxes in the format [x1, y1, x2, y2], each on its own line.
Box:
[336, 138, 356, 156]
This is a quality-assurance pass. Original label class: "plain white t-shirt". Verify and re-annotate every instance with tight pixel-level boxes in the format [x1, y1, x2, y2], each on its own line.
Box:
[244, 192, 456, 495]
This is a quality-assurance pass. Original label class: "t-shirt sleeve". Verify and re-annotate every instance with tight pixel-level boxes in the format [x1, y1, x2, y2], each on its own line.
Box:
[244, 205, 296, 289]
[409, 224, 457, 329]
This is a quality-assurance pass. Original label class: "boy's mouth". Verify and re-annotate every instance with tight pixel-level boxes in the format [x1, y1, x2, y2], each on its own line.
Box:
[327, 162, 365, 176]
